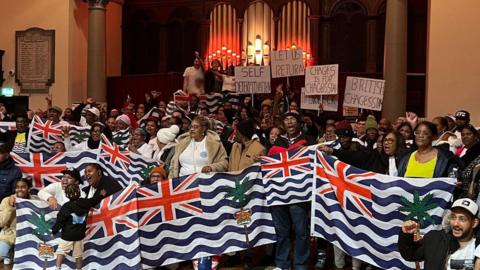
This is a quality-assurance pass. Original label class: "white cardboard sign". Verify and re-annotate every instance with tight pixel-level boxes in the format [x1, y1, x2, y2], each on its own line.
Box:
[270, 49, 305, 78]
[305, 64, 339, 95]
[343, 76, 385, 111]
[234, 66, 271, 94]
[300, 88, 338, 112]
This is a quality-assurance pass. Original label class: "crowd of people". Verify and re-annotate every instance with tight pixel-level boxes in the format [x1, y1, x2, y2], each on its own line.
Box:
[0, 56, 479, 270]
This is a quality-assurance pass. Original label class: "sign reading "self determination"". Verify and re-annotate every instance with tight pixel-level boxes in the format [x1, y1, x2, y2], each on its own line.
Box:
[234, 66, 271, 94]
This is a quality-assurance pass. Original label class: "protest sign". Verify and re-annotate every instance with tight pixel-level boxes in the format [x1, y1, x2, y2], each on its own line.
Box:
[343, 106, 359, 117]
[270, 49, 305, 78]
[343, 76, 385, 111]
[305, 64, 338, 95]
[234, 66, 271, 94]
[322, 95, 338, 112]
[300, 88, 338, 112]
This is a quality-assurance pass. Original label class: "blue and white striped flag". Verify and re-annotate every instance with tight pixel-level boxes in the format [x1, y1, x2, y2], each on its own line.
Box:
[139, 166, 276, 268]
[312, 151, 456, 270]
[15, 197, 142, 270]
[260, 146, 315, 206]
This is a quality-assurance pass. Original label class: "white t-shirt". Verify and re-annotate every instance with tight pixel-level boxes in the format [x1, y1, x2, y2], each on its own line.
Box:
[178, 137, 209, 177]
[183, 66, 204, 95]
[221, 75, 236, 92]
[447, 238, 476, 270]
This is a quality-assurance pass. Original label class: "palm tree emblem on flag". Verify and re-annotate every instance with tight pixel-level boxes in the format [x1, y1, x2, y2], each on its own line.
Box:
[224, 176, 253, 245]
[398, 191, 437, 227]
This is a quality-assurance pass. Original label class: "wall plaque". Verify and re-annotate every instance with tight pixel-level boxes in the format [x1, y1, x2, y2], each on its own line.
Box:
[15, 28, 55, 93]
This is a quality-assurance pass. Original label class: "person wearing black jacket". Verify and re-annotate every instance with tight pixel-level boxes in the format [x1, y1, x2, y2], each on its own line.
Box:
[269, 111, 313, 270]
[319, 131, 406, 175]
[0, 115, 29, 153]
[82, 163, 122, 199]
[0, 142, 22, 202]
[398, 197, 480, 270]
[52, 183, 106, 270]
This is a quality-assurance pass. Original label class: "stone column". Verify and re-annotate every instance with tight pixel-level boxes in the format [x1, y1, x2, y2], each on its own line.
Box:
[365, 17, 377, 73]
[199, 20, 211, 61]
[87, 0, 109, 103]
[319, 16, 331, 65]
[309, 15, 320, 65]
[382, 0, 407, 120]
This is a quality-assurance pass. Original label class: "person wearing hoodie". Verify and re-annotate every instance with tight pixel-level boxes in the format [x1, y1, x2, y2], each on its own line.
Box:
[153, 125, 180, 174]
[52, 183, 106, 270]
[363, 115, 380, 150]
[168, 116, 228, 178]
[0, 142, 22, 202]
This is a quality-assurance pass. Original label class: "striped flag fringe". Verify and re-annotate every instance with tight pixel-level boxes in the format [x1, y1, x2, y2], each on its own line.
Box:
[312, 151, 456, 270]
[0, 121, 16, 133]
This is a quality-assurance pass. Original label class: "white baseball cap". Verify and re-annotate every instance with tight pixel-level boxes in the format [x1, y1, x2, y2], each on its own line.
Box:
[452, 198, 479, 217]
[86, 107, 100, 118]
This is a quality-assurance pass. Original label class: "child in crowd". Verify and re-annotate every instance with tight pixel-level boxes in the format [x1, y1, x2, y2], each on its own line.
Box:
[0, 178, 32, 265]
[51, 183, 106, 270]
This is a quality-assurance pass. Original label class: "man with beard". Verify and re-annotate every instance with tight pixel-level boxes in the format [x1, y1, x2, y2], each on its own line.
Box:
[82, 163, 122, 199]
[399, 198, 480, 270]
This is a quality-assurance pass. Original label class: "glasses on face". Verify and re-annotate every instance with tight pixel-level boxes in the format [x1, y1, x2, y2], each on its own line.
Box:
[450, 214, 469, 223]
[150, 174, 162, 178]
[383, 138, 395, 144]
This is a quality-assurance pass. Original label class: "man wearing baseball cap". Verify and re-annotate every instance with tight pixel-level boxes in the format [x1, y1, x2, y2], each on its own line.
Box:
[398, 198, 480, 269]
[455, 110, 471, 133]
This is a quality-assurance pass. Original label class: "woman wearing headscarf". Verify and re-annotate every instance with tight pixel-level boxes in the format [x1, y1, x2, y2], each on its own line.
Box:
[63, 122, 112, 151]
[153, 125, 180, 174]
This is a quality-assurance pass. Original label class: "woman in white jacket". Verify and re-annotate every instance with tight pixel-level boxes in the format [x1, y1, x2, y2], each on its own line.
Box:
[128, 128, 154, 158]
[63, 122, 113, 151]
[37, 168, 85, 209]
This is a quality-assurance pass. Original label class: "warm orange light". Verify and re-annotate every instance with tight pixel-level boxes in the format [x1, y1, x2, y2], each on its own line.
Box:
[227, 49, 232, 54]
[291, 44, 297, 49]
[222, 45, 227, 51]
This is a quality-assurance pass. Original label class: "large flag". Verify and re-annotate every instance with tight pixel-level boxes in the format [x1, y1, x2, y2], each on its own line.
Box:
[15, 186, 142, 270]
[27, 116, 97, 152]
[98, 136, 158, 187]
[261, 146, 315, 206]
[312, 151, 456, 270]
[139, 166, 276, 268]
[27, 115, 64, 152]
[11, 151, 97, 190]
[16, 167, 276, 269]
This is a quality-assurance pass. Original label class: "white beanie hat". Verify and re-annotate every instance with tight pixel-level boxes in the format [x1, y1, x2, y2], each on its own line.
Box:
[157, 125, 180, 144]
[116, 114, 131, 126]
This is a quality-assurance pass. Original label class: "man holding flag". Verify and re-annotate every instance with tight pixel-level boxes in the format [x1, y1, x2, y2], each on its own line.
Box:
[399, 197, 480, 270]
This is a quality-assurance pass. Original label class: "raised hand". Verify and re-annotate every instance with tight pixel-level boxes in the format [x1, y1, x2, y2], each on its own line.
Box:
[401, 220, 419, 234]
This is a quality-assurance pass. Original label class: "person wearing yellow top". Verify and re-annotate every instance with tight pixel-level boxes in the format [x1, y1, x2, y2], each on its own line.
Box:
[398, 121, 458, 179]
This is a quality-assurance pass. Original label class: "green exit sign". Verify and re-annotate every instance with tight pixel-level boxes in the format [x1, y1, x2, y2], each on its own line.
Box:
[1, 87, 14, 97]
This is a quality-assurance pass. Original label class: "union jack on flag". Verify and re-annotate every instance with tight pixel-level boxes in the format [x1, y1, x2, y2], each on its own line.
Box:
[311, 151, 456, 269]
[27, 116, 63, 152]
[11, 152, 67, 189]
[86, 183, 139, 239]
[99, 134, 131, 171]
[261, 147, 313, 178]
[136, 173, 202, 227]
[315, 150, 377, 217]
[260, 146, 315, 206]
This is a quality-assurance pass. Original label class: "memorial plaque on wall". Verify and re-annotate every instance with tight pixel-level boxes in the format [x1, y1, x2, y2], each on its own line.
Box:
[15, 28, 55, 93]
